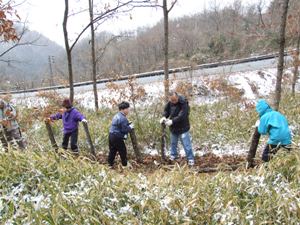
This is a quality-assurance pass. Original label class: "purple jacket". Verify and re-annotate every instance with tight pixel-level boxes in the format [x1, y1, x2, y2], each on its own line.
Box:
[50, 108, 85, 134]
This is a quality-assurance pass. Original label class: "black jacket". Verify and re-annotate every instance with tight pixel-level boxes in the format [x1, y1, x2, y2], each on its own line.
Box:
[163, 95, 190, 134]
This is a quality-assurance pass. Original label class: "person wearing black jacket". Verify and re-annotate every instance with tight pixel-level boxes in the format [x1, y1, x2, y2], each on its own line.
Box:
[160, 92, 195, 166]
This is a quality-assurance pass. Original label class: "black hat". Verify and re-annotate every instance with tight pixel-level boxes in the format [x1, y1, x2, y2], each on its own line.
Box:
[118, 101, 130, 110]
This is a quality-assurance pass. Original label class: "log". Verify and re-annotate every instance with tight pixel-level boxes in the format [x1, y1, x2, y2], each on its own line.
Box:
[161, 123, 167, 161]
[45, 121, 59, 151]
[82, 121, 96, 158]
[247, 127, 261, 168]
[129, 128, 142, 163]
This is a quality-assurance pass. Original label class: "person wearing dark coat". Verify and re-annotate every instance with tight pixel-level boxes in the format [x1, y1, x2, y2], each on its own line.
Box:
[108, 101, 134, 167]
[160, 92, 195, 166]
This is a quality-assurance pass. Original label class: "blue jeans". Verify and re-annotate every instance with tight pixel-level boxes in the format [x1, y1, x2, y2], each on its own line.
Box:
[170, 131, 194, 161]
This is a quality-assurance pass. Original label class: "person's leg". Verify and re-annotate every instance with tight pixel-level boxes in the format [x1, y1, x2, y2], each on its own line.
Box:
[62, 132, 71, 150]
[262, 144, 277, 162]
[11, 128, 26, 149]
[0, 131, 8, 151]
[170, 132, 179, 160]
[117, 139, 128, 166]
[4, 129, 13, 148]
[70, 129, 79, 153]
[180, 131, 195, 163]
[108, 134, 118, 167]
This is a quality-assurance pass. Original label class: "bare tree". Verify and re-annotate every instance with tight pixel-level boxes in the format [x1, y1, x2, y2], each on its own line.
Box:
[274, 0, 290, 111]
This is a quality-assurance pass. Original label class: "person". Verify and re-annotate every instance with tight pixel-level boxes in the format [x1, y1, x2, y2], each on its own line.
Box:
[49, 98, 87, 154]
[0, 99, 26, 150]
[160, 92, 195, 166]
[255, 99, 292, 162]
[108, 101, 134, 168]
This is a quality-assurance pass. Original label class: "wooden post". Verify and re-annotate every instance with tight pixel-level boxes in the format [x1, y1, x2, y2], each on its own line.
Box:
[82, 121, 96, 158]
[247, 127, 261, 168]
[45, 121, 59, 151]
[129, 128, 142, 163]
[161, 123, 167, 161]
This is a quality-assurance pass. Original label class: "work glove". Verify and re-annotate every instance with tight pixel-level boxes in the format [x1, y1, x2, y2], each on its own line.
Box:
[129, 123, 134, 129]
[255, 120, 260, 127]
[82, 119, 88, 123]
[160, 117, 167, 124]
[165, 119, 173, 126]
[45, 118, 51, 123]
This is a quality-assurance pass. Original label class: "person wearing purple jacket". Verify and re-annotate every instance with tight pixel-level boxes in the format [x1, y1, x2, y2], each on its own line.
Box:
[49, 98, 87, 153]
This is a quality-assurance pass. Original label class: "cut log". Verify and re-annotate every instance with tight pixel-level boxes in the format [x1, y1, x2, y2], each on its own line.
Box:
[161, 123, 167, 161]
[247, 127, 261, 168]
[45, 121, 59, 151]
[82, 122, 96, 158]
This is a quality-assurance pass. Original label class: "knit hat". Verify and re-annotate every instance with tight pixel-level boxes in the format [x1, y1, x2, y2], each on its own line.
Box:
[62, 98, 72, 108]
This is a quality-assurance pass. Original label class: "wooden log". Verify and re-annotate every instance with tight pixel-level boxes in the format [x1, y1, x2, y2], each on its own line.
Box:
[45, 121, 58, 151]
[82, 121, 96, 158]
[129, 128, 142, 163]
[247, 127, 261, 168]
[161, 123, 167, 161]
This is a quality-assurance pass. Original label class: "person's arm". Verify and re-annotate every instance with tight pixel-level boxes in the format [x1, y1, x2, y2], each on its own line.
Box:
[5, 104, 17, 120]
[50, 112, 62, 121]
[120, 117, 132, 134]
[162, 103, 170, 118]
[172, 102, 188, 124]
[257, 116, 269, 135]
[74, 109, 85, 122]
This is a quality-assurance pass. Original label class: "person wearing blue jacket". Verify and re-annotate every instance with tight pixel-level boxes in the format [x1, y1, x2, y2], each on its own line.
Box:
[256, 99, 291, 162]
[108, 101, 134, 167]
[49, 98, 87, 153]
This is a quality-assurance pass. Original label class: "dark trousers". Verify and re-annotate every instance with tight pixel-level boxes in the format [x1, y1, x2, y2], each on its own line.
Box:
[108, 133, 127, 167]
[62, 129, 78, 152]
[262, 144, 291, 162]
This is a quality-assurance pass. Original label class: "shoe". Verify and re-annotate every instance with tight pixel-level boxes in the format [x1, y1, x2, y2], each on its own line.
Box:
[170, 155, 179, 161]
[188, 160, 195, 166]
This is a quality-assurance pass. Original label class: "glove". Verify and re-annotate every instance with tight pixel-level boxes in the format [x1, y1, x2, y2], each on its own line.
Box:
[82, 119, 88, 123]
[129, 123, 134, 129]
[45, 118, 51, 123]
[165, 119, 173, 126]
[255, 120, 260, 127]
[160, 117, 167, 124]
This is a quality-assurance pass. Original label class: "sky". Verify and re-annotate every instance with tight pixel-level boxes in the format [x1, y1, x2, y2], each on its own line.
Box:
[17, 0, 271, 47]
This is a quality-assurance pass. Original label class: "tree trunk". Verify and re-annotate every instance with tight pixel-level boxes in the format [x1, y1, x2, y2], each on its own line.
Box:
[274, 0, 290, 111]
[163, 0, 169, 103]
[292, 29, 300, 96]
[88, 0, 99, 111]
[63, 0, 74, 103]
[129, 129, 142, 163]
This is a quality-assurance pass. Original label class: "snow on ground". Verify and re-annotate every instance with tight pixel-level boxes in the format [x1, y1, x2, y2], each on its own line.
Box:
[11, 67, 295, 109]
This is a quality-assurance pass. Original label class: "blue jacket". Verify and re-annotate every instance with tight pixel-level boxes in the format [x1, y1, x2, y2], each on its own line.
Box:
[50, 108, 85, 134]
[256, 99, 291, 145]
[109, 112, 132, 139]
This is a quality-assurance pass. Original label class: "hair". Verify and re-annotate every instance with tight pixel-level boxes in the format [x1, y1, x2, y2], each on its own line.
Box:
[118, 101, 130, 110]
[62, 98, 72, 108]
[168, 91, 178, 97]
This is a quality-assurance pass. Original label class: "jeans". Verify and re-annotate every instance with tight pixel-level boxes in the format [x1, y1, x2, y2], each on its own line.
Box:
[62, 129, 79, 152]
[170, 131, 194, 161]
[108, 133, 127, 166]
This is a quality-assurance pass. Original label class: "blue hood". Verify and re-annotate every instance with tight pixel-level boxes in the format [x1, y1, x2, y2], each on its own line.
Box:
[256, 99, 272, 117]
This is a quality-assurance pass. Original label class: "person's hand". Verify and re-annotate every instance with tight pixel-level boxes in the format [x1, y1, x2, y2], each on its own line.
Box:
[165, 119, 173, 126]
[160, 117, 167, 124]
[45, 117, 51, 123]
[82, 119, 88, 123]
[129, 123, 134, 129]
[255, 120, 260, 127]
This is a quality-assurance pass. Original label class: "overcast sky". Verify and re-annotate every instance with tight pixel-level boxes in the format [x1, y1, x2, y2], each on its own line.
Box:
[17, 0, 271, 47]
